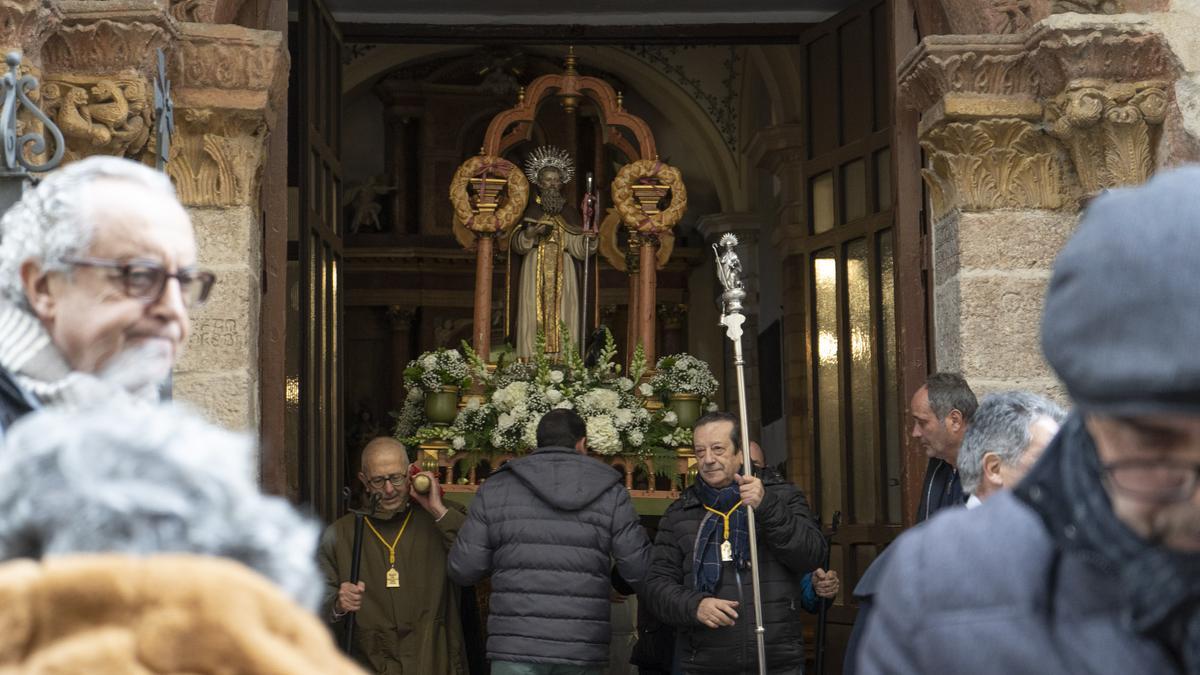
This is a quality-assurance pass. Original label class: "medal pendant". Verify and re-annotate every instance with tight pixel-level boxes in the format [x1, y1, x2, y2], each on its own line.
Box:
[386, 566, 400, 588]
[720, 539, 733, 562]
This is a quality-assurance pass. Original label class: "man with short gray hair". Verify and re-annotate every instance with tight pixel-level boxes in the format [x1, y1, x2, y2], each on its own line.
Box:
[958, 391, 1065, 506]
[0, 156, 212, 431]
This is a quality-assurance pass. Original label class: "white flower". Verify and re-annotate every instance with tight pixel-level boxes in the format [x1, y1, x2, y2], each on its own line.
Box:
[523, 416, 541, 448]
[422, 355, 437, 370]
[554, 400, 574, 410]
[465, 397, 480, 410]
[586, 415, 621, 455]
[498, 412, 515, 429]
[617, 377, 634, 391]
[627, 429, 644, 446]
[706, 402, 718, 412]
[452, 436, 466, 450]
[614, 408, 633, 427]
[549, 370, 564, 384]
[638, 383, 654, 397]
[663, 411, 678, 426]
[545, 388, 564, 404]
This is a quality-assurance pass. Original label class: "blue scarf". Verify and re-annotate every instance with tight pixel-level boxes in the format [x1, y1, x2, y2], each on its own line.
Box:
[692, 477, 750, 594]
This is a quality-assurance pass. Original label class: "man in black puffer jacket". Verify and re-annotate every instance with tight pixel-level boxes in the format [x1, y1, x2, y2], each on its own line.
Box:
[643, 412, 827, 674]
[448, 408, 651, 674]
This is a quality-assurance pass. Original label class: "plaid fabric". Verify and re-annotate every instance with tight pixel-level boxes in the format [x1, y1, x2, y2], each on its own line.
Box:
[692, 478, 749, 594]
[1016, 414, 1200, 673]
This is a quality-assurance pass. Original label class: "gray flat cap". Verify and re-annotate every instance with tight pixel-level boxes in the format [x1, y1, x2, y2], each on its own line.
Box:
[1042, 165, 1200, 414]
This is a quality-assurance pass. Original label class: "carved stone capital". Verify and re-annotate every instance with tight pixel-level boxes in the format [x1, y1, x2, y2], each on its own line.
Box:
[40, 74, 153, 161]
[0, 0, 60, 60]
[745, 124, 805, 173]
[899, 35, 1041, 122]
[657, 303, 688, 330]
[43, 0, 177, 76]
[387, 306, 416, 331]
[939, 0, 1045, 35]
[1027, 25, 1175, 97]
[920, 118, 1064, 221]
[169, 0, 248, 24]
[167, 107, 267, 207]
[1045, 79, 1169, 192]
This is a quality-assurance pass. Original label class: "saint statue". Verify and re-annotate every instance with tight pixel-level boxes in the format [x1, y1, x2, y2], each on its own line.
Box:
[512, 146, 597, 359]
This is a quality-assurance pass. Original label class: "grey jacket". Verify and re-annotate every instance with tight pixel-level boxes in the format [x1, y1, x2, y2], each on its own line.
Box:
[856, 491, 1179, 674]
[447, 447, 652, 666]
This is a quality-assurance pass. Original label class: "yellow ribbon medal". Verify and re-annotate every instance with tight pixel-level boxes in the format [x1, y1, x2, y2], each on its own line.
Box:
[364, 509, 413, 588]
[703, 500, 743, 563]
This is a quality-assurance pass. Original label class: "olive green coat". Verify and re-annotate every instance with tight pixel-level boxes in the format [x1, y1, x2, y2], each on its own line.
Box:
[319, 504, 468, 675]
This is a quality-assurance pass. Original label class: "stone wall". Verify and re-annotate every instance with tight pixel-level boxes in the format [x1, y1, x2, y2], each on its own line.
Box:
[0, 0, 286, 431]
[900, 4, 1200, 401]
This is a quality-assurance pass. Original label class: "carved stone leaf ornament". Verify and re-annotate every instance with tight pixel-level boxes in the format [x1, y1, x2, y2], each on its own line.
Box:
[921, 119, 1063, 220]
[166, 107, 266, 206]
[1045, 79, 1169, 192]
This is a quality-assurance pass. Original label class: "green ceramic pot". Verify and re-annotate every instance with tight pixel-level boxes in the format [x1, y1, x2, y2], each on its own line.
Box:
[668, 392, 703, 430]
[424, 385, 460, 426]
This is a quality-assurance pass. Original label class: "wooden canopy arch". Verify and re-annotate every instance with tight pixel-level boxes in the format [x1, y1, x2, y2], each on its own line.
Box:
[481, 48, 658, 163]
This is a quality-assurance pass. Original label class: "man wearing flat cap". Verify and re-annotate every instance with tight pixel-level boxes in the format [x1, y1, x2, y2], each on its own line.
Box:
[858, 167, 1200, 674]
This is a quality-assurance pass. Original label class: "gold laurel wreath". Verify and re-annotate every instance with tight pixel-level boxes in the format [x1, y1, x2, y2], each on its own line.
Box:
[611, 159, 687, 235]
[449, 155, 530, 235]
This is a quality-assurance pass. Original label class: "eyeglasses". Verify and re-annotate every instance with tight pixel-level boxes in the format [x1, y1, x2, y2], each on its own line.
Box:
[366, 473, 409, 490]
[1102, 459, 1200, 504]
[62, 256, 216, 308]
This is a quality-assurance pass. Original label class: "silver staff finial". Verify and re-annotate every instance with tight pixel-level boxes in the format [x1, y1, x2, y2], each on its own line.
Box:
[713, 232, 748, 341]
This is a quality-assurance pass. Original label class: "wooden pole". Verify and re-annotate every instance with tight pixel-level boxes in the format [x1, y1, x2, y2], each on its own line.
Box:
[638, 235, 657, 364]
[472, 233, 494, 360]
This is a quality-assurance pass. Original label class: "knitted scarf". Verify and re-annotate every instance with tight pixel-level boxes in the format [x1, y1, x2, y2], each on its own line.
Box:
[692, 477, 749, 594]
[0, 302, 156, 409]
[1015, 414, 1200, 673]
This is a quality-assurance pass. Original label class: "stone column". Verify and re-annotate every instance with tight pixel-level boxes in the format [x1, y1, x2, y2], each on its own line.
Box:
[658, 303, 687, 356]
[167, 21, 285, 430]
[898, 24, 1176, 400]
[698, 213, 763, 436]
[387, 306, 415, 411]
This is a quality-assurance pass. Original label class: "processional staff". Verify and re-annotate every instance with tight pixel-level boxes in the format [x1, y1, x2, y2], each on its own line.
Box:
[340, 488, 380, 655]
[712, 232, 767, 675]
[579, 172, 599, 355]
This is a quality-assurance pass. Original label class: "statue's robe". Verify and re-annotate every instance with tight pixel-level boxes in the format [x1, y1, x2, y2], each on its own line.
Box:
[512, 201, 596, 358]
[319, 505, 468, 675]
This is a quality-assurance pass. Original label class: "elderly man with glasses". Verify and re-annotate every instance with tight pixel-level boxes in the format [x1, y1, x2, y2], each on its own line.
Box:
[858, 167, 1200, 674]
[318, 436, 469, 674]
[0, 155, 213, 428]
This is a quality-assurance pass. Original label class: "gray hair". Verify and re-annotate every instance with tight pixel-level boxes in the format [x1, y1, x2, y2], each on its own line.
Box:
[959, 391, 1066, 494]
[925, 372, 979, 423]
[0, 402, 323, 610]
[0, 156, 176, 304]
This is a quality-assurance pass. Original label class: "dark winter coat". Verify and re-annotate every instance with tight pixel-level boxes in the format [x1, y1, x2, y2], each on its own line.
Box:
[446, 446, 652, 667]
[641, 473, 826, 674]
[914, 457, 964, 523]
[0, 367, 35, 439]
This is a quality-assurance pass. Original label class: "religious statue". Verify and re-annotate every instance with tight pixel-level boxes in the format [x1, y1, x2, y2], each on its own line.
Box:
[344, 175, 395, 234]
[512, 146, 597, 358]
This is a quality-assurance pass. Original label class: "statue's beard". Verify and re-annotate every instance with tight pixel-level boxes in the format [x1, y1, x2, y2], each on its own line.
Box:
[540, 187, 566, 215]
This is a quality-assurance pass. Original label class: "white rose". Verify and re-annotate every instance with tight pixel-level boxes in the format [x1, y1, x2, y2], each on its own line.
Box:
[545, 388, 563, 404]
[586, 415, 621, 455]
[706, 402, 719, 412]
[628, 429, 644, 446]
[617, 377, 634, 391]
[422, 355, 437, 370]
[555, 400, 574, 410]
[614, 408, 633, 427]
[498, 412, 514, 429]
[465, 397, 481, 410]
[549, 370, 564, 384]
[452, 436, 466, 450]
[663, 411, 678, 426]
[638, 383, 654, 397]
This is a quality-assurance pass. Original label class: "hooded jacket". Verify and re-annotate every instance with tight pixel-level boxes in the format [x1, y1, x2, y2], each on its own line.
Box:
[447, 446, 652, 667]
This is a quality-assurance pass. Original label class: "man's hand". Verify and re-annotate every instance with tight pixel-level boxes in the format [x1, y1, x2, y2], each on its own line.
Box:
[734, 473, 765, 509]
[335, 581, 365, 614]
[812, 567, 840, 599]
[409, 471, 447, 520]
[696, 597, 739, 628]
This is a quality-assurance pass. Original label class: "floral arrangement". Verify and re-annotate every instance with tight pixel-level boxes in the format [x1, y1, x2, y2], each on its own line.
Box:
[402, 348, 472, 393]
[650, 353, 719, 398]
[392, 328, 718, 463]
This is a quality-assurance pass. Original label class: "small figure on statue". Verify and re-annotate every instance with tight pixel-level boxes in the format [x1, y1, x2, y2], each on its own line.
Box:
[512, 146, 597, 359]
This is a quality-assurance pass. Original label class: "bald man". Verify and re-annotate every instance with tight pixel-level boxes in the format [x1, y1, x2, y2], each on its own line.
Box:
[318, 437, 468, 674]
